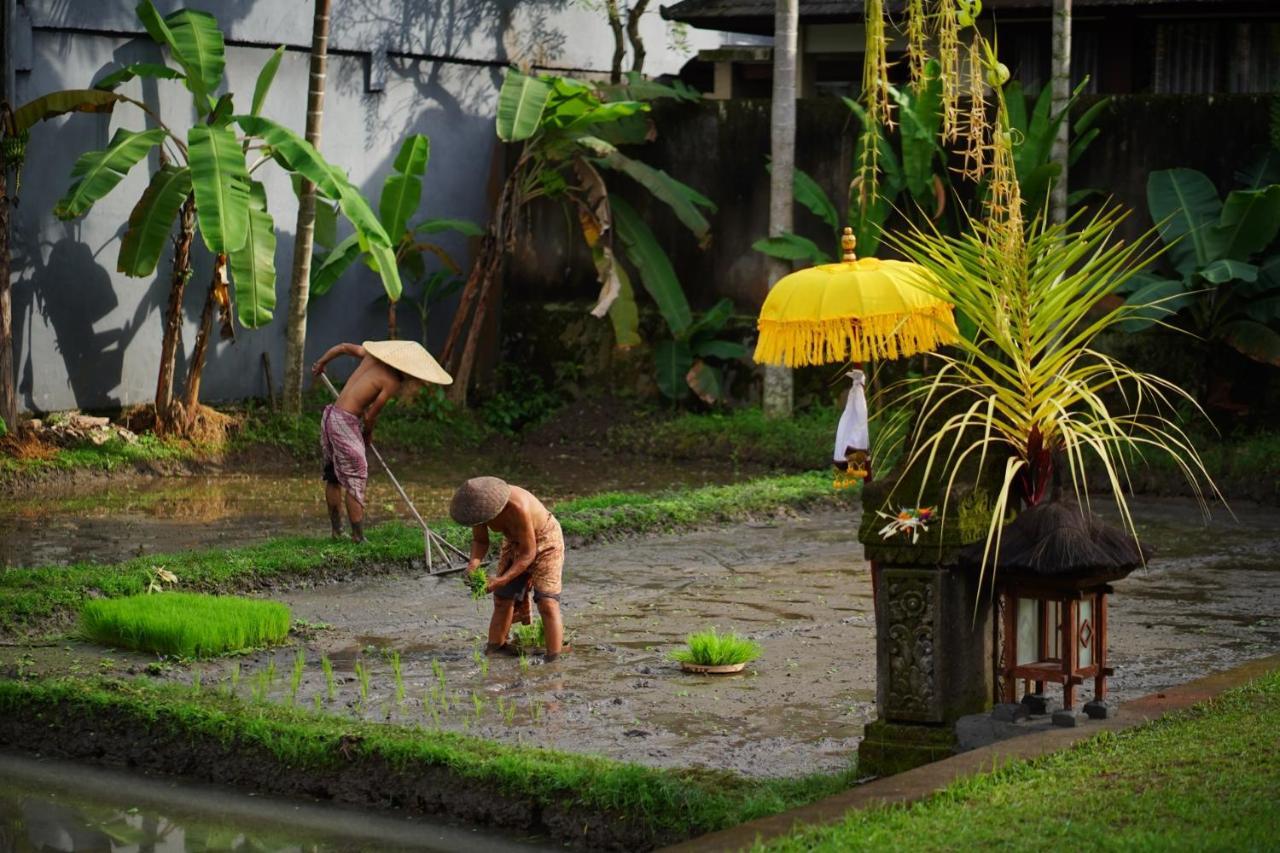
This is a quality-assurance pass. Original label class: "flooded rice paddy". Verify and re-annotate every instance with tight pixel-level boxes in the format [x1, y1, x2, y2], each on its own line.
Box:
[0, 450, 754, 568]
[7, 497, 1279, 780]
[0, 751, 546, 851]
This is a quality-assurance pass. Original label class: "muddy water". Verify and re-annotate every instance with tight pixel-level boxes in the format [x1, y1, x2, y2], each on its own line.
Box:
[173, 497, 1278, 779]
[0, 450, 752, 568]
[7, 498, 1278, 781]
[0, 751, 546, 851]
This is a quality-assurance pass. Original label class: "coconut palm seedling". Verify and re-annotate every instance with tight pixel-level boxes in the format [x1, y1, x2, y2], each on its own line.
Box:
[670, 628, 762, 667]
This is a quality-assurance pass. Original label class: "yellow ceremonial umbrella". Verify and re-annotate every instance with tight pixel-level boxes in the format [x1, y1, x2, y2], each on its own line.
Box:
[754, 228, 958, 484]
[754, 229, 958, 368]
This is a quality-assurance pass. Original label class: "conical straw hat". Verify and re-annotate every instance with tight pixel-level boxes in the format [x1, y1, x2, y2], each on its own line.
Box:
[363, 340, 453, 385]
[450, 477, 512, 526]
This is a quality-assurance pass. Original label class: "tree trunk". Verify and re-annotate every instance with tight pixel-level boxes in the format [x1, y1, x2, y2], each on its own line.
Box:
[155, 195, 196, 435]
[0, 168, 14, 433]
[626, 0, 651, 74]
[182, 253, 228, 420]
[763, 0, 797, 419]
[605, 0, 626, 84]
[282, 0, 332, 415]
[0, 0, 16, 433]
[1050, 0, 1072, 224]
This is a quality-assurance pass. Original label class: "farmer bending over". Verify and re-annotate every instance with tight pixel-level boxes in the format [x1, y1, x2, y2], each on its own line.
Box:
[311, 340, 451, 542]
[452, 477, 567, 661]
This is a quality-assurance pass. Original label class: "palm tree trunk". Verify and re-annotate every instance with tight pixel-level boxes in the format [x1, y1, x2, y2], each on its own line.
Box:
[1050, 0, 1072, 224]
[0, 168, 15, 433]
[155, 195, 196, 435]
[763, 0, 797, 419]
[282, 0, 332, 415]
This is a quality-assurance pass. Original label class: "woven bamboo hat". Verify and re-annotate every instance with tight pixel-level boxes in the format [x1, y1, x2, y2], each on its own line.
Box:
[450, 477, 512, 526]
[363, 340, 453, 385]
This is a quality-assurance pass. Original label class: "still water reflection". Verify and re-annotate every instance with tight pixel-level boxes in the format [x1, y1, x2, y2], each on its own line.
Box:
[0, 752, 544, 852]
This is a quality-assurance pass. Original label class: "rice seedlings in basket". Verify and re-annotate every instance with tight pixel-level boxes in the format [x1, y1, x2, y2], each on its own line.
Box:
[288, 649, 306, 706]
[390, 651, 405, 704]
[321, 655, 336, 702]
[670, 628, 762, 667]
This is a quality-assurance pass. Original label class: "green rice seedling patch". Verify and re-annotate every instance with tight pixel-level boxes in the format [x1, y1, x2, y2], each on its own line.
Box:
[671, 628, 762, 667]
[80, 593, 291, 658]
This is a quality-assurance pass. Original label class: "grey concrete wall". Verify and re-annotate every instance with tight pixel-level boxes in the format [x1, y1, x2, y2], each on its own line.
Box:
[8, 0, 729, 413]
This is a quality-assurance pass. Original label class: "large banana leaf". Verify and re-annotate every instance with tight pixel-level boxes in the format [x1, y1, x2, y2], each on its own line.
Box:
[13, 89, 121, 132]
[188, 124, 251, 253]
[790, 166, 839, 231]
[54, 127, 166, 219]
[251, 45, 285, 117]
[414, 218, 483, 236]
[379, 134, 430, 240]
[1198, 258, 1257, 284]
[1147, 168, 1223, 275]
[137, 1, 209, 110]
[752, 233, 831, 264]
[235, 114, 340, 197]
[581, 136, 714, 242]
[1120, 277, 1193, 332]
[92, 62, 184, 91]
[1222, 320, 1280, 365]
[654, 339, 693, 400]
[361, 237, 403, 302]
[117, 165, 191, 276]
[612, 195, 692, 336]
[496, 71, 554, 142]
[165, 8, 225, 111]
[311, 233, 361, 296]
[229, 181, 277, 327]
[1206, 186, 1280, 262]
[607, 260, 641, 347]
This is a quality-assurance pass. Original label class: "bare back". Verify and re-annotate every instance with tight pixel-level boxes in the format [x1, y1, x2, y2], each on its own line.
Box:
[488, 486, 551, 546]
[335, 355, 401, 417]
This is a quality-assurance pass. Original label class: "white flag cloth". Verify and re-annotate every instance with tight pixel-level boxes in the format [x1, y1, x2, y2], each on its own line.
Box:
[833, 369, 869, 465]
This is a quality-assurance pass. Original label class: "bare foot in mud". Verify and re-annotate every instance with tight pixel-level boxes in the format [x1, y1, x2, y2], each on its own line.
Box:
[543, 644, 572, 662]
[486, 642, 520, 657]
[351, 522, 365, 544]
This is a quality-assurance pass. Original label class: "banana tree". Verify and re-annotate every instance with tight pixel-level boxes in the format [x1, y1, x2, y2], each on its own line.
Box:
[309, 133, 481, 341]
[1120, 168, 1280, 366]
[441, 69, 715, 401]
[35, 0, 398, 433]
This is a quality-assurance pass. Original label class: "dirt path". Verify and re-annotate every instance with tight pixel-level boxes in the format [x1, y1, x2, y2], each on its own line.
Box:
[8, 497, 1278, 781]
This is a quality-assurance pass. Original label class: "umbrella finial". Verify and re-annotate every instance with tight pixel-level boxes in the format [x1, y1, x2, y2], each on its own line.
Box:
[841, 227, 857, 263]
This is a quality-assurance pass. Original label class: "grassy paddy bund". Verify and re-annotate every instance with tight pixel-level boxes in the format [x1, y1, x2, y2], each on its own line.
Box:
[760, 668, 1280, 851]
[0, 470, 853, 635]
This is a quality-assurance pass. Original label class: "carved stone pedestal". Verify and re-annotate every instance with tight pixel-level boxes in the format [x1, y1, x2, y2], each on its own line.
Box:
[857, 562, 993, 777]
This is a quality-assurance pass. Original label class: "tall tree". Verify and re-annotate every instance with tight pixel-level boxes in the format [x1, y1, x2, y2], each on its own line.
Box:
[1049, 0, 1071, 223]
[0, 0, 16, 432]
[283, 0, 332, 414]
[762, 0, 797, 418]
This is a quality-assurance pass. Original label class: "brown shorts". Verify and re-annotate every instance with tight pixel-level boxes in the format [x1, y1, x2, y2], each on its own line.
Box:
[494, 515, 564, 603]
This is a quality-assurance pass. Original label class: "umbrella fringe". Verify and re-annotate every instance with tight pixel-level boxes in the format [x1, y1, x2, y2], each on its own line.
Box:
[754, 307, 959, 367]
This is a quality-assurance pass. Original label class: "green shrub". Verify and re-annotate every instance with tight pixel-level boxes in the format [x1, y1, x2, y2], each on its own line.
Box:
[81, 592, 291, 658]
[670, 628, 761, 666]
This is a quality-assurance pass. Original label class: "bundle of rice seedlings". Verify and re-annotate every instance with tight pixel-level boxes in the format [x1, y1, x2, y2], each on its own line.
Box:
[670, 628, 761, 667]
[81, 592, 291, 658]
[511, 619, 546, 651]
[464, 567, 488, 600]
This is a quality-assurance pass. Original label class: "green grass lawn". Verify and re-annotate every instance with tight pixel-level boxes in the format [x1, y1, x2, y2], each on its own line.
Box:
[81, 593, 291, 658]
[0, 471, 852, 634]
[760, 668, 1280, 851]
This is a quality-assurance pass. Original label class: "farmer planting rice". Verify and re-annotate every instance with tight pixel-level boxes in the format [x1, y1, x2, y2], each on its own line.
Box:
[452, 477, 567, 661]
[311, 340, 451, 542]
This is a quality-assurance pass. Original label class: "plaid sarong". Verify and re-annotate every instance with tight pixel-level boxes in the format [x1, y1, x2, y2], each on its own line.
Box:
[320, 404, 368, 507]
